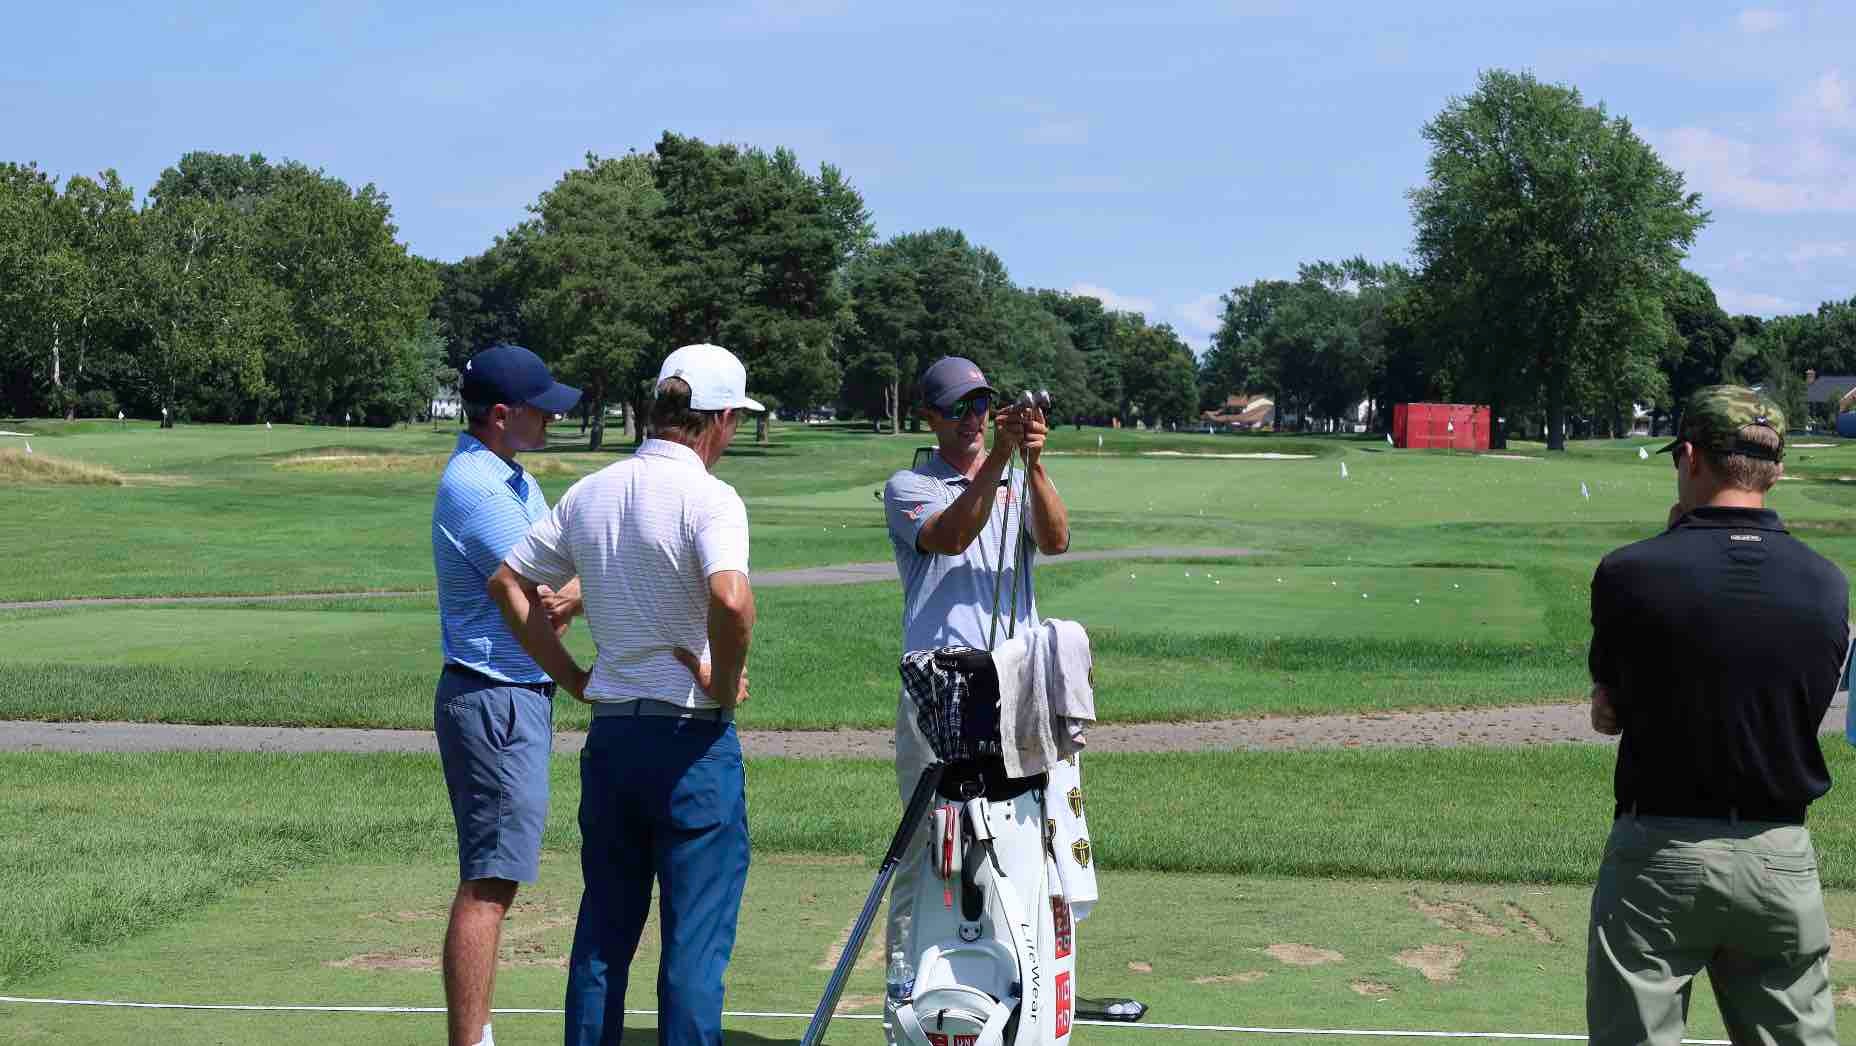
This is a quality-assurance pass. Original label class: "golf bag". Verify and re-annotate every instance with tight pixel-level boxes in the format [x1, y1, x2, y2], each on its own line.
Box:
[886, 646, 1074, 1046]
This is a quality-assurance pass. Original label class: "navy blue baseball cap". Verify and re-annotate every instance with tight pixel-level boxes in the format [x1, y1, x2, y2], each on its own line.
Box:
[461, 344, 581, 414]
[920, 356, 994, 412]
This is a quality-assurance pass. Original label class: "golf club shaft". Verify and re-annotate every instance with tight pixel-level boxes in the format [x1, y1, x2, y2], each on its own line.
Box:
[801, 762, 947, 1046]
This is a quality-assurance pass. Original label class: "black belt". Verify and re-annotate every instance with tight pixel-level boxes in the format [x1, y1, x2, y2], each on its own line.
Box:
[1618, 799, 1807, 825]
[443, 662, 556, 697]
[592, 699, 733, 723]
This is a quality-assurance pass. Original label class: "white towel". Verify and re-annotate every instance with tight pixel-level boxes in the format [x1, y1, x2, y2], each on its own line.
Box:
[1044, 755, 1098, 918]
[991, 619, 1096, 779]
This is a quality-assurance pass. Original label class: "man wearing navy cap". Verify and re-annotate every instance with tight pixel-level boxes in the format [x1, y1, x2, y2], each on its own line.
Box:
[431, 344, 582, 1046]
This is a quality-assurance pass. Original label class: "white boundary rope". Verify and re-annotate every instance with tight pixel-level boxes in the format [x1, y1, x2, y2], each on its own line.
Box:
[0, 995, 1733, 1043]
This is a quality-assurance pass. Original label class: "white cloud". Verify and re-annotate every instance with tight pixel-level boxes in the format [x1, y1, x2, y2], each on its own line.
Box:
[1656, 125, 1856, 214]
[1024, 119, 1090, 146]
[1069, 282, 1155, 315]
[1785, 240, 1856, 265]
[1175, 292, 1225, 346]
[1793, 69, 1854, 129]
[1736, 8, 1789, 33]
[1713, 287, 1808, 316]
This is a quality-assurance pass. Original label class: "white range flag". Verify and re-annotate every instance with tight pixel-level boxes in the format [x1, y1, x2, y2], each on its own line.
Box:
[1581, 481, 1591, 500]
[117, 410, 124, 421]
[1385, 434, 1393, 446]
[1340, 461, 1349, 479]
[266, 421, 273, 431]
[1638, 446, 1649, 460]
[1097, 434, 1103, 450]
[24, 441, 32, 455]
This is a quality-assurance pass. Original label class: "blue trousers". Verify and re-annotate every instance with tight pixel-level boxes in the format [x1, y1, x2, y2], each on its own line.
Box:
[564, 714, 749, 1046]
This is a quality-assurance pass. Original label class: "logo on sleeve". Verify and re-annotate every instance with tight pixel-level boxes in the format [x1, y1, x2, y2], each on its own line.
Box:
[905, 503, 929, 521]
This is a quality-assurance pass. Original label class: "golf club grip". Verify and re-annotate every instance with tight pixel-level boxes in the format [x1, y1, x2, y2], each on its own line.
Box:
[801, 762, 945, 1046]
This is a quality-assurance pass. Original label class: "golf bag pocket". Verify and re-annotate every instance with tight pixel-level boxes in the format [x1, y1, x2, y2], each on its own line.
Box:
[890, 788, 1072, 1046]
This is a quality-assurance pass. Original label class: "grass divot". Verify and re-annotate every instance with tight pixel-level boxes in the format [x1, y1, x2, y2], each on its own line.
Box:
[0, 448, 124, 485]
[1408, 891, 1508, 937]
[1395, 943, 1466, 983]
[1192, 970, 1267, 985]
[1502, 901, 1560, 944]
[1265, 943, 1343, 965]
[1350, 978, 1395, 996]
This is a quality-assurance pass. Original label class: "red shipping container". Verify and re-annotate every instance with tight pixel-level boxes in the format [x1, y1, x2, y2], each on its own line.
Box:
[1392, 403, 1491, 451]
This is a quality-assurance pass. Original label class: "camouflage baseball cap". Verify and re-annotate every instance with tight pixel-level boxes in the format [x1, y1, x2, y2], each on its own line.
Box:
[1656, 385, 1785, 462]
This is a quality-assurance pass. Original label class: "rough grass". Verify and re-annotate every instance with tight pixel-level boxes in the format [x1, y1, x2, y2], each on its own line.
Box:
[0, 448, 125, 486]
[274, 447, 581, 476]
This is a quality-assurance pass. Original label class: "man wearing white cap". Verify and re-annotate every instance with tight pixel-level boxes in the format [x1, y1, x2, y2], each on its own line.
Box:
[490, 343, 762, 1046]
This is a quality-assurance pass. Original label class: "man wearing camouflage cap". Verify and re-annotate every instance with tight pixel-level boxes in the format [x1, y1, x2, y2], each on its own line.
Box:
[1585, 386, 1847, 1045]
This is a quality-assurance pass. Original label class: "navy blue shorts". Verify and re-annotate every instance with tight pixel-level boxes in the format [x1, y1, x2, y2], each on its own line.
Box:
[435, 667, 555, 883]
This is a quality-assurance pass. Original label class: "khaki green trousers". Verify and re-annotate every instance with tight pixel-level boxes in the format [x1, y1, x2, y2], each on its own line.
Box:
[1587, 814, 1837, 1046]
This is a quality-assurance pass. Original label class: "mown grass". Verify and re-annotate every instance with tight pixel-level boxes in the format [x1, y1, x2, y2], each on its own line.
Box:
[3, 744, 1852, 988]
[18, 860, 1846, 1044]
[0, 559, 1590, 727]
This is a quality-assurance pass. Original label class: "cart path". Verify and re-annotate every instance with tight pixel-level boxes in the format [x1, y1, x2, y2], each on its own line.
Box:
[3, 693, 1843, 757]
[0, 546, 1258, 611]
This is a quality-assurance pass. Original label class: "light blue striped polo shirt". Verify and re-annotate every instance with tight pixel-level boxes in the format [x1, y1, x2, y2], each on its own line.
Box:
[432, 433, 553, 683]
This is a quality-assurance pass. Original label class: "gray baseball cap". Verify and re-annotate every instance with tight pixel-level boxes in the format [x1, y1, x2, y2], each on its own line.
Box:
[920, 356, 994, 412]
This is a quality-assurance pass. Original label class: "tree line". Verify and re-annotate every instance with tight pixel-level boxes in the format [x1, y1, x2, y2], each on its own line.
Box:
[1198, 69, 1856, 449]
[4, 70, 1854, 447]
[0, 153, 437, 426]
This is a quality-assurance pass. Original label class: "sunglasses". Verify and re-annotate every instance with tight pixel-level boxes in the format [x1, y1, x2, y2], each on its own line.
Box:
[944, 394, 992, 421]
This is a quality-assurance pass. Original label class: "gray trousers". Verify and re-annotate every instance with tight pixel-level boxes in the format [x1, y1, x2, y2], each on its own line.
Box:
[1587, 815, 1837, 1046]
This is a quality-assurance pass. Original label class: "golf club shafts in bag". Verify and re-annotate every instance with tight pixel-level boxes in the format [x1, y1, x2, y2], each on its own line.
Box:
[802, 762, 947, 1046]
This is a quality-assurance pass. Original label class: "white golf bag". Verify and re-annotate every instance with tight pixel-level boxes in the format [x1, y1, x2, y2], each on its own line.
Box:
[885, 647, 1075, 1046]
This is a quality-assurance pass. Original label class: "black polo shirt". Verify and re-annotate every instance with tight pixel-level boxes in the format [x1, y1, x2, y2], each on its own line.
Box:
[1589, 506, 1848, 820]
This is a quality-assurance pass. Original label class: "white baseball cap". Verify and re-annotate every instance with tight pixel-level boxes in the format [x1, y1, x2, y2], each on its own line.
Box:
[656, 343, 765, 412]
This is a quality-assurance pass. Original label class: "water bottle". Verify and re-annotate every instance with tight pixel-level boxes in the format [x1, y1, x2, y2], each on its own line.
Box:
[882, 948, 915, 1038]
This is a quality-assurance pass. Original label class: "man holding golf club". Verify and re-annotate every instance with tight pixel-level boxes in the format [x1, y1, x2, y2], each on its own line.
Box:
[879, 356, 1070, 1002]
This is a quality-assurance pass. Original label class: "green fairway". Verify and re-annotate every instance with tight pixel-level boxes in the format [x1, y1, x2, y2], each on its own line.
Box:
[0, 557, 1586, 727]
[11, 858, 1848, 1045]
[5, 746, 1854, 991]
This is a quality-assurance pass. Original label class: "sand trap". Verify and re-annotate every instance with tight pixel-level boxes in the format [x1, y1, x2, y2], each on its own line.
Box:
[1793, 443, 1837, 448]
[0, 430, 33, 437]
[1139, 451, 1316, 460]
[1480, 454, 1540, 461]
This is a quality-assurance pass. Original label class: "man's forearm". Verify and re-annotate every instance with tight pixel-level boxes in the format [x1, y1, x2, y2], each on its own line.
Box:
[921, 450, 1011, 553]
[1025, 464, 1069, 555]
[707, 592, 755, 709]
[489, 566, 586, 696]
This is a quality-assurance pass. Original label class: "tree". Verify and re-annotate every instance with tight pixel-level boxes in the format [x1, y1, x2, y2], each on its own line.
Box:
[520, 152, 665, 451]
[650, 133, 871, 441]
[841, 228, 1010, 433]
[1410, 69, 1708, 449]
[1657, 270, 1736, 433]
[0, 163, 61, 416]
[42, 171, 141, 419]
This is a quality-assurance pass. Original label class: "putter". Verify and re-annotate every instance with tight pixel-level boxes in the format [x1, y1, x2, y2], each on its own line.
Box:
[801, 761, 947, 1046]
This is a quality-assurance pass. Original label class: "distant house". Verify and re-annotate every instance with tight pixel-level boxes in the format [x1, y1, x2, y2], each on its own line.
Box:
[430, 383, 461, 421]
[1806, 370, 1856, 416]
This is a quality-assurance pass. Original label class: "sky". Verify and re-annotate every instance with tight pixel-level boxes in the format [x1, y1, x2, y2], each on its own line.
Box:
[8, 1, 1856, 350]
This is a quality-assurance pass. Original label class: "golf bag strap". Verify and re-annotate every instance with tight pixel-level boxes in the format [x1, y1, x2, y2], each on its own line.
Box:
[894, 989, 1012, 1046]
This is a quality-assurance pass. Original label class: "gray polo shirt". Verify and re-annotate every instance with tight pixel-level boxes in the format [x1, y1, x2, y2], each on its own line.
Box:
[884, 451, 1041, 655]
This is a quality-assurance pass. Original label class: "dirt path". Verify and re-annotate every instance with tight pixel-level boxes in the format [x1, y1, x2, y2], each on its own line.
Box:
[0, 545, 1258, 610]
[4, 693, 1843, 757]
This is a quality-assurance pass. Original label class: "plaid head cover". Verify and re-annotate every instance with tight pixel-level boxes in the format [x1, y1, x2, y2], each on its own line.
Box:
[900, 645, 1003, 762]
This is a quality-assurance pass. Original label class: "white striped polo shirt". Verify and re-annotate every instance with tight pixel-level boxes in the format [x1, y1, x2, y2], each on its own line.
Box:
[504, 438, 749, 709]
[432, 433, 553, 683]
